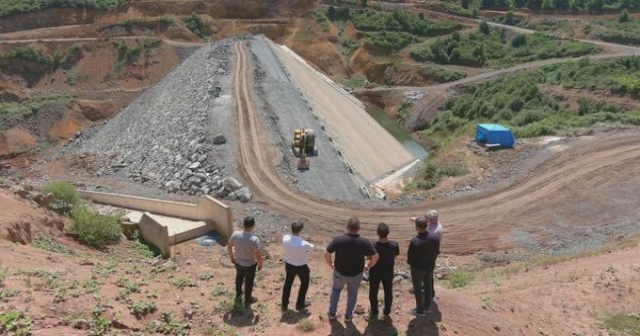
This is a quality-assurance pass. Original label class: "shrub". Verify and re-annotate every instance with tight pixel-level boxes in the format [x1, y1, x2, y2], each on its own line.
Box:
[183, 13, 207, 38]
[43, 181, 80, 214]
[447, 271, 474, 288]
[69, 207, 122, 248]
[618, 9, 630, 23]
[511, 34, 528, 48]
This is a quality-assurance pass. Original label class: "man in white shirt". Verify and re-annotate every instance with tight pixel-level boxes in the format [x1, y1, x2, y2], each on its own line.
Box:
[281, 221, 314, 311]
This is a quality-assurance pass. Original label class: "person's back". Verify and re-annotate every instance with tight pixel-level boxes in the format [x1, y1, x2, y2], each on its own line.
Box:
[230, 231, 259, 267]
[407, 217, 439, 316]
[368, 223, 399, 318]
[370, 241, 398, 276]
[408, 231, 440, 271]
[325, 217, 378, 322]
[331, 233, 376, 276]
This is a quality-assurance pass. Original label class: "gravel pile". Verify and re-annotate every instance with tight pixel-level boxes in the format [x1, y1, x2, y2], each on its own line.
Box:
[60, 39, 251, 201]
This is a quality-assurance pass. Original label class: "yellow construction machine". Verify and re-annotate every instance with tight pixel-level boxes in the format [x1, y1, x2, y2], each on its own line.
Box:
[291, 128, 318, 170]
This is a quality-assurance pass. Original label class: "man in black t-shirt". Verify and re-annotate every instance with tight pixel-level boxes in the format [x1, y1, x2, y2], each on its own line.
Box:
[325, 217, 379, 323]
[368, 222, 399, 319]
[407, 216, 440, 317]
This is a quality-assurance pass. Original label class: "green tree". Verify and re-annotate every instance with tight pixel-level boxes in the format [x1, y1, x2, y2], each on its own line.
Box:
[473, 43, 486, 65]
[505, 10, 515, 25]
[514, 0, 528, 7]
[361, 0, 368, 8]
[619, 9, 631, 22]
[461, 0, 471, 8]
[481, 0, 495, 9]
[542, 0, 554, 9]
[554, 0, 570, 8]
[528, 0, 543, 9]
[479, 21, 491, 34]
[569, 0, 580, 10]
[587, 0, 604, 11]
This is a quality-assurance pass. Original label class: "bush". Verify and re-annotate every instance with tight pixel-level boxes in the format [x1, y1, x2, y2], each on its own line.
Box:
[447, 271, 474, 288]
[511, 33, 528, 47]
[183, 13, 207, 38]
[618, 9, 630, 23]
[42, 181, 80, 214]
[69, 207, 122, 248]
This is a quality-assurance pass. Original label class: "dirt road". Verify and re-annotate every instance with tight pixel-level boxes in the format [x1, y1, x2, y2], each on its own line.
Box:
[234, 41, 640, 254]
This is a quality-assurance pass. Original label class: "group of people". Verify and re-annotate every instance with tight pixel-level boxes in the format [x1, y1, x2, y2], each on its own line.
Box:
[225, 211, 443, 322]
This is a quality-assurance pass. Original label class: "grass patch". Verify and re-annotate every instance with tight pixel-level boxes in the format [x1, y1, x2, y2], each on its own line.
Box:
[447, 270, 475, 289]
[31, 234, 78, 256]
[341, 74, 368, 89]
[406, 159, 467, 191]
[0, 310, 31, 335]
[603, 313, 640, 335]
[297, 319, 316, 332]
[0, 95, 69, 131]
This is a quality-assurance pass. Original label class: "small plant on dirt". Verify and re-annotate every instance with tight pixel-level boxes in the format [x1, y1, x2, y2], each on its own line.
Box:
[211, 282, 228, 297]
[128, 300, 157, 319]
[199, 271, 214, 281]
[147, 312, 188, 335]
[204, 324, 240, 336]
[69, 206, 122, 248]
[31, 234, 78, 256]
[0, 266, 7, 285]
[0, 289, 20, 302]
[53, 288, 68, 303]
[297, 318, 317, 332]
[42, 181, 80, 214]
[0, 310, 32, 335]
[447, 270, 475, 289]
[170, 277, 198, 290]
[115, 276, 141, 293]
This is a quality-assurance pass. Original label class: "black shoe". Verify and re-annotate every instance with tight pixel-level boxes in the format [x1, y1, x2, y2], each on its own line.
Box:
[296, 301, 311, 310]
[328, 312, 337, 320]
[244, 296, 258, 306]
[281, 304, 288, 312]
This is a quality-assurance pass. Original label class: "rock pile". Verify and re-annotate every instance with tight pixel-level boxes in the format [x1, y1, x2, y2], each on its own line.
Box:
[59, 39, 252, 202]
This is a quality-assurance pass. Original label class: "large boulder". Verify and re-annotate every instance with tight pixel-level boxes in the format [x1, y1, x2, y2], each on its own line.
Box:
[222, 177, 242, 192]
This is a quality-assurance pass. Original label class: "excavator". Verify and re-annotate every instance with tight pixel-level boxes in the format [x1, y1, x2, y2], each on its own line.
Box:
[291, 128, 318, 170]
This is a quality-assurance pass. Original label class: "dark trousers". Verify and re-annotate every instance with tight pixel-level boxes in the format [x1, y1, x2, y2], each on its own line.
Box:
[281, 263, 310, 309]
[235, 263, 257, 304]
[368, 271, 393, 315]
[410, 266, 433, 313]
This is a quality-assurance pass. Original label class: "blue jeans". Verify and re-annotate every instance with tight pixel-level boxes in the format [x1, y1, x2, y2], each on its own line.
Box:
[329, 270, 363, 318]
[410, 266, 433, 313]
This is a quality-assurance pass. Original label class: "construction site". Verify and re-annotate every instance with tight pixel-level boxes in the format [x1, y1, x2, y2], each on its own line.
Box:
[1, 0, 640, 335]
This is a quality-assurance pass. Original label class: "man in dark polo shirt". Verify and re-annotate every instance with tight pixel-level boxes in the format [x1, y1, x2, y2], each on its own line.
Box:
[368, 222, 399, 319]
[325, 217, 379, 323]
[407, 216, 440, 317]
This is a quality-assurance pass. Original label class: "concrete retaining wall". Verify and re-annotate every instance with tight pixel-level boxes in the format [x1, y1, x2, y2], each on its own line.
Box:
[76, 190, 234, 239]
[139, 213, 171, 258]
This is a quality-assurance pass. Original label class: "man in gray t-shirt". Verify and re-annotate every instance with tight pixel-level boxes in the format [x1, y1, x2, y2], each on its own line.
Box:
[227, 216, 263, 306]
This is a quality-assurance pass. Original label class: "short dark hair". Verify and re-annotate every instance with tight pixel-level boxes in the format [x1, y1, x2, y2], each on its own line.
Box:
[347, 217, 360, 231]
[291, 221, 304, 234]
[377, 222, 389, 238]
[415, 216, 428, 231]
[243, 216, 255, 228]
